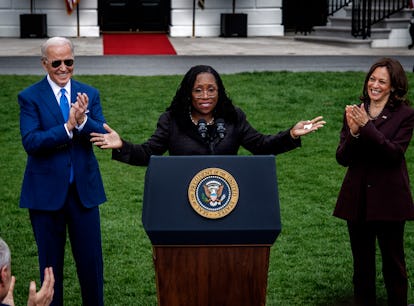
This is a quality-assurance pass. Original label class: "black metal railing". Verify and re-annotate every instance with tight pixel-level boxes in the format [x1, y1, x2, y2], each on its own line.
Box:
[352, 0, 409, 38]
[328, 0, 352, 16]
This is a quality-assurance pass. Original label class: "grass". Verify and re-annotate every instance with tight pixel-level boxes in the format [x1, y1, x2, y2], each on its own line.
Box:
[1, 71, 414, 305]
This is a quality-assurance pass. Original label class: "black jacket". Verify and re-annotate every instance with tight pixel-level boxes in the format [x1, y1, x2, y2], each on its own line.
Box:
[112, 107, 301, 166]
[334, 103, 414, 221]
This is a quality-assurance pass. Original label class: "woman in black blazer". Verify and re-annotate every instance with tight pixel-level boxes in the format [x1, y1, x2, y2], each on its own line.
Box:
[334, 57, 414, 306]
[91, 65, 324, 164]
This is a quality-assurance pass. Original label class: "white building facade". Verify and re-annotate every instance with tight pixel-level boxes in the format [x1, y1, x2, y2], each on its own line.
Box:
[171, 0, 283, 37]
[0, 0, 283, 37]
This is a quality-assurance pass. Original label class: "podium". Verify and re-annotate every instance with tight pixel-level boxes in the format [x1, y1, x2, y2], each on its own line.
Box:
[142, 155, 281, 306]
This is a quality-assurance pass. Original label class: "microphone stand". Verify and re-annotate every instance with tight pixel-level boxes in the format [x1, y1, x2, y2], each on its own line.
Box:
[197, 119, 226, 155]
[209, 119, 226, 155]
[209, 136, 216, 155]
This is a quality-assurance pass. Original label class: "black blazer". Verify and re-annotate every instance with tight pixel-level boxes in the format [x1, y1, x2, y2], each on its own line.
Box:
[334, 103, 414, 221]
[112, 107, 301, 166]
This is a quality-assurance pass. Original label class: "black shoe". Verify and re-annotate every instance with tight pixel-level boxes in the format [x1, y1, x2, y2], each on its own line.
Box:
[409, 44, 413, 49]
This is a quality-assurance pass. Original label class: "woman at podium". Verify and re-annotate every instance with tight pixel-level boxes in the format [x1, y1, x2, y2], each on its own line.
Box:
[90, 65, 325, 164]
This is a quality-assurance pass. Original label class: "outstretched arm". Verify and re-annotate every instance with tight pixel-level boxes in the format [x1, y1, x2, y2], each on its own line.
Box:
[90, 123, 123, 149]
[290, 116, 326, 138]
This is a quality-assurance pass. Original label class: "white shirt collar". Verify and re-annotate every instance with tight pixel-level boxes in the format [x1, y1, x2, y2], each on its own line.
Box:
[47, 75, 71, 101]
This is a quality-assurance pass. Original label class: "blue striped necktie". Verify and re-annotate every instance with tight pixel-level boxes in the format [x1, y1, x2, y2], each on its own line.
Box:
[59, 88, 73, 183]
[60, 88, 69, 121]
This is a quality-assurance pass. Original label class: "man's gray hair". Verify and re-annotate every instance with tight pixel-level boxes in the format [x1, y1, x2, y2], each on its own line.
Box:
[41, 36, 75, 59]
[0, 238, 10, 270]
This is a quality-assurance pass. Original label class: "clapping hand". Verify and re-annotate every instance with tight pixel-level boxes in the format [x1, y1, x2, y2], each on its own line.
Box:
[27, 267, 55, 306]
[345, 104, 369, 135]
[1, 267, 54, 306]
[72, 93, 89, 125]
[2, 275, 15, 306]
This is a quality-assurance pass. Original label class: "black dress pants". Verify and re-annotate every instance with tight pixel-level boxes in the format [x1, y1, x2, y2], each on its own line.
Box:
[347, 221, 407, 306]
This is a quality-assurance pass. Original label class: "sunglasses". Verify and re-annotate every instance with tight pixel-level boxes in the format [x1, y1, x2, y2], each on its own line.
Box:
[49, 59, 74, 68]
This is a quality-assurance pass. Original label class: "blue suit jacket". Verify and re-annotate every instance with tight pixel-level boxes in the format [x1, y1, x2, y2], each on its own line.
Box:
[18, 77, 107, 210]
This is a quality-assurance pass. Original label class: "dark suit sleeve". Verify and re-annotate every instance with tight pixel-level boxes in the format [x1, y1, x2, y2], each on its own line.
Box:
[360, 106, 414, 164]
[336, 111, 360, 167]
[334, 104, 414, 221]
[336, 105, 414, 167]
[72, 81, 107, 135]
[236, 108, 301, 155]
[112, 112, 170, 166]
[18, 80, 70, 156]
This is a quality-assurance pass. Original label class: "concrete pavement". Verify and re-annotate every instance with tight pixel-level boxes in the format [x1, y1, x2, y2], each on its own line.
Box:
[0, 36, 413, 75]
[1, 36, 414, 56]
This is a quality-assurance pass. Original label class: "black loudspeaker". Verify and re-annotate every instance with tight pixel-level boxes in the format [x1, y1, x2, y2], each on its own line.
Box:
[220, 13, 247, 37]
[20, 14, 47, 38]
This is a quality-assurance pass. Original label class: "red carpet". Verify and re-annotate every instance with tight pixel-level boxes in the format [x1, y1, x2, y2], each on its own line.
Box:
[103, 33, 176, 55]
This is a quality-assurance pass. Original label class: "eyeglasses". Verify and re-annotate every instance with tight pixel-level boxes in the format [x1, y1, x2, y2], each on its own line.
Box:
[192, 87, 217, 99]
[48, 59, 74, 68]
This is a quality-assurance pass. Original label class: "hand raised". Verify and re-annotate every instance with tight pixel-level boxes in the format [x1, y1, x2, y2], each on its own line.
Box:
[290, 116, 326, 138]
[71, 93, 89, 125]
[90, 123, 123, 149]
[2, 275, 15, 306]
[27, 267, 54, 306]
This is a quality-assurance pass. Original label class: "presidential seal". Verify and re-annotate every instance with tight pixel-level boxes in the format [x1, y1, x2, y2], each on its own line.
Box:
[188, 168, 239, 219]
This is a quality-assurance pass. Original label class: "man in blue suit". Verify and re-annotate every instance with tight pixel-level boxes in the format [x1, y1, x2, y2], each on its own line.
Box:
[18, 37, 107, 306]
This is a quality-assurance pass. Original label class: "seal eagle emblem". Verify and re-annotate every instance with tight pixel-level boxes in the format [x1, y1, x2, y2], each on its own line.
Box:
[188, 167, 239, 219]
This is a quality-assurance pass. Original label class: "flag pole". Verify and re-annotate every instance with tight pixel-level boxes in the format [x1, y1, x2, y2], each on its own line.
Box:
[76, 2, 80, 37]
[192, 0, 195, 38]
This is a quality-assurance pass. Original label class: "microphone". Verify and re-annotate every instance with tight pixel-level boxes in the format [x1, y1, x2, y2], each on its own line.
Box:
[216, 118, 226, 139]
[197, 119, 208, 139]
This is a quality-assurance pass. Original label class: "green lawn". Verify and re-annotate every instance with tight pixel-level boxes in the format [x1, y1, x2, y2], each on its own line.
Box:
[1, 71, 414, 305]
